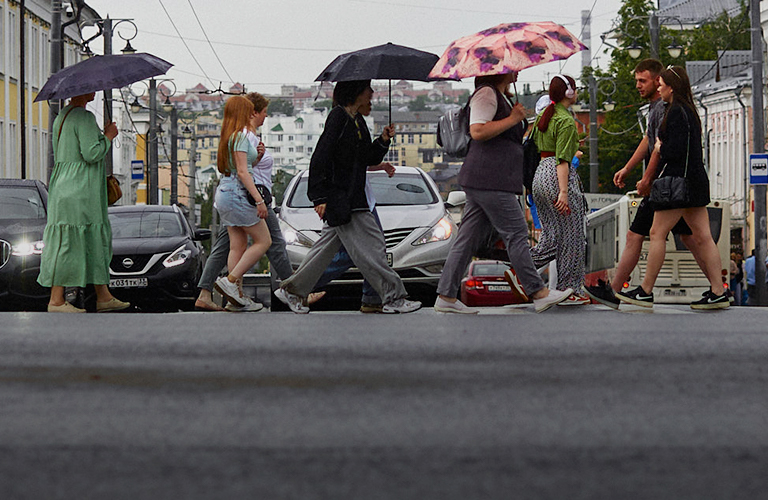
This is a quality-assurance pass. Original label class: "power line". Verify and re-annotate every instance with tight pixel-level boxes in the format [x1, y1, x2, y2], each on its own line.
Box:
[185, 0, 236, 85]
[156, 0, 219, 91]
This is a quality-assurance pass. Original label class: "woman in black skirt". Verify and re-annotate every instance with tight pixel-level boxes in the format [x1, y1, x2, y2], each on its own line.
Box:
[617, 65, 728, 310]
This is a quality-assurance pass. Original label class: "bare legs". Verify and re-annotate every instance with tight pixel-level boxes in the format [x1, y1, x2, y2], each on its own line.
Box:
[224, 222, 272, 283]
[612, 231, 644, 292]
[641, 207, 724, 296]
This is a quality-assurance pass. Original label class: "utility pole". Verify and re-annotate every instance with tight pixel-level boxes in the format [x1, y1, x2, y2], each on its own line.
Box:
[148, 79, 159, 204]
[47, 0, 63, 182]
[188, 124, 197, 226]
[582, 10, 598, 193]
[170, 108, 178, 205]
[20, 0, 26, 178]
[649, 11, 660, 61]
[102, 16, 113, 176]
[750, 0, 767, 305]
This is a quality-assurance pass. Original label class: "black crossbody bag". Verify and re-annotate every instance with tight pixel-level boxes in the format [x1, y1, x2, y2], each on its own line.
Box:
[246, 184, 272, 207]
[650, 109, 690, 210]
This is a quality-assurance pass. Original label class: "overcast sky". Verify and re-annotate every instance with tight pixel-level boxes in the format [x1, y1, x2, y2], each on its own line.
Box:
[85, 0, 624, 96]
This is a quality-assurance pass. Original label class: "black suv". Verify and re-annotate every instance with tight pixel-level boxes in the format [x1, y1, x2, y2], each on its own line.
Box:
[0, 179, 50, 310]
[108, 205, 210, 311]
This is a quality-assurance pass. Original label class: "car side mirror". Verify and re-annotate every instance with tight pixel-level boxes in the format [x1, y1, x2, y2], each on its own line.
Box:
[273, 206, 281, 215]
[445, 190, 466, 208]
[194, 228, 211, 241]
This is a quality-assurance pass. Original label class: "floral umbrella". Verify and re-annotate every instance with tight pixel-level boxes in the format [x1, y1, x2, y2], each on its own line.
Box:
[429, 21, 587, 80]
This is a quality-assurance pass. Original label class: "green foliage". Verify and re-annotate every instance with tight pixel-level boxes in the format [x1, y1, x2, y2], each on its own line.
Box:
[269, 99, 294, 116]
[682, 1, 750, 64]
[314, 99, 333, 109]
[409, 95, 430, 111]
[271, 168, 293, 206]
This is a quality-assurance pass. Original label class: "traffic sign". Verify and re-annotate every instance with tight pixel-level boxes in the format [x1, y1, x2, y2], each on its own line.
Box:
[750, 153, 768, 185]
[131, 160, 144, 180]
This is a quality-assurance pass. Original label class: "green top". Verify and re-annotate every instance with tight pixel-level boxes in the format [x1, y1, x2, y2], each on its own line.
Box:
[226, 131, 258, 176]
[37, 104, 113, 287]
[533, 103, 579, 164]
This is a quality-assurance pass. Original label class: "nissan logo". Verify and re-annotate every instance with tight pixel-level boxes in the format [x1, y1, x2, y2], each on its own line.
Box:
[122, 258, 134, 268]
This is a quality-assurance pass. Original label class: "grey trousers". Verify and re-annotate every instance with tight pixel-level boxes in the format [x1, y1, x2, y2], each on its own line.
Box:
[436, 188, 545, 299]
[281, 210, 407, 303]
[197, 207, 293, 291]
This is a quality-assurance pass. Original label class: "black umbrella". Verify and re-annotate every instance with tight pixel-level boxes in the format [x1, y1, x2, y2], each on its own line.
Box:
[315, 42, 442, 122]
[34, 53, 173, 106]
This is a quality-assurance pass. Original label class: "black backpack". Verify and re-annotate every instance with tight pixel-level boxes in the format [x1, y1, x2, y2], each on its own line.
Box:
[522, 117, 540, 192]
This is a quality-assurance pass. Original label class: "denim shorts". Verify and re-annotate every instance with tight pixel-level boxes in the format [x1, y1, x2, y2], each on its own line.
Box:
[215, 176, 261, 227]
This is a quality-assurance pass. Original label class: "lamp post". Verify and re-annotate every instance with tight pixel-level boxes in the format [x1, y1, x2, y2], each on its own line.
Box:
[623, 14, 685, 61]
[182, 122, 197, 226]
[584, 74, 616, 193]
[79, 17, 138, 176]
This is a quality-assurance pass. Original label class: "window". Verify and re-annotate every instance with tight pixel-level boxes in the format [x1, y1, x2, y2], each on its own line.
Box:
[195, 152, 201, 162]
[288, 147, 294, 153]
[273, 147, 281, 153]
[277, 135, 283, 142]
[0, 5, 4, 72]
[109, 211, 185, 239]
[419, 134, 423, 144]
[209, 137, 214, 147]
[179, 138, 185, 149]
[0, 185, 46, 219]
[307, 135, 312, 141]
[408, 134, 414, 144]
[8, 10, 17, 78]
[296, 146, 303, 153]
[210, 151, 217, 162]
[288, 135, 294, 141]
[307, 147, 313, 153]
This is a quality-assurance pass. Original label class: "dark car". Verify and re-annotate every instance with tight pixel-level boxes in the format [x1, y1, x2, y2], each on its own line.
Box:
[460, 260, 528, 307]
[107, 205, 210, 311]
[0, 179, 50, 311]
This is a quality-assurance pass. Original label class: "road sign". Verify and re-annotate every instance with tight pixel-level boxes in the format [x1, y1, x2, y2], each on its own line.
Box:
[749, 154, 768, 185]
[131, 160, 144, 180]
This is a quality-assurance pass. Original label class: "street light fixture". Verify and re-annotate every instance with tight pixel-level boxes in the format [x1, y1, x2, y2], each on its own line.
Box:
[623, 14, 685, 60]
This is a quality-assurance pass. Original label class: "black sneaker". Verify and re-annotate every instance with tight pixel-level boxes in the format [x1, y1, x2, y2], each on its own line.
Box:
[616, 285, 654, 308]
[585, 279, 620, 310]
[691, 290, 731, 310]
[702, 288, 735, 305]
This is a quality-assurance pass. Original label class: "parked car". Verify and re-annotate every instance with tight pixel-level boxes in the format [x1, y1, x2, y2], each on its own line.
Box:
[277, 166, 459, 305]
[460, 260, 529, 307]
[107, 205, 210, 311]
[0, 179, 50, 310]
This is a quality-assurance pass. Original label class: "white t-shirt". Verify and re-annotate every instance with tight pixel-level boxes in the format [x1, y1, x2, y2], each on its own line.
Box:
[468, 87, 514, 126]
[244, 128, 274, 190]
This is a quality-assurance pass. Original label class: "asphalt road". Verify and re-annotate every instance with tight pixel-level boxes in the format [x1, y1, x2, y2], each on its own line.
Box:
[1, 304, 767, 499]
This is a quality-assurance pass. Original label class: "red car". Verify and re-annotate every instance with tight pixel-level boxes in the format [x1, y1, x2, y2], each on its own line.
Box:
[460, 260, 529, 307]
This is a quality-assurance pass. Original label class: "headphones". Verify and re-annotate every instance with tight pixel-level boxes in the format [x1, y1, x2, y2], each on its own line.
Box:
[555, 74, 576, 99]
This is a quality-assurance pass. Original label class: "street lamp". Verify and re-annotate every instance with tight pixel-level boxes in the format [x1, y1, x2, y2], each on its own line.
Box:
[584, 74, 617, 192]
[624, 14, 685, 60]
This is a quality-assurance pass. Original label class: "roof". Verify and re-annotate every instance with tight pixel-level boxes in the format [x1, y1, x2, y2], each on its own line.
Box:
[656, 0, 742, 24]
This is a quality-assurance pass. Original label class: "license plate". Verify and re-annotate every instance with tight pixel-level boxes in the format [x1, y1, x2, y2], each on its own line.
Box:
[386, 253, 393, 267]
[663, 289, 686, 296]
[487, 285, 511, 292]
[109, 278, 148, 288]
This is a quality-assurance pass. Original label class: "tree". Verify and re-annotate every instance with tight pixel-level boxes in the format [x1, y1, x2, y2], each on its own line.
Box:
[269, 99, 294, 116]
[271, 168, 293, 206]
[580, 0, 750, 193]
[409, 95, 430, 111]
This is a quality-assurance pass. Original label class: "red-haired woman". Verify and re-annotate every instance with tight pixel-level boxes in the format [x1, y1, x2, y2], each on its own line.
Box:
[212, 95, 272, 307]
[530, 74, 588, 305]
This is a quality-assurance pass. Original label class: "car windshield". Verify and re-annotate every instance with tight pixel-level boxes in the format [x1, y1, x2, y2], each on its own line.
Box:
[472, 263, 509, 277]
[287, 172, 438, 208]
[109, 211, 185, 239]
[0, 186, 45, 219]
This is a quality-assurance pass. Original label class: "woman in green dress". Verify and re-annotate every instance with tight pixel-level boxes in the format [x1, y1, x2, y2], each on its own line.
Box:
[37, 92, 130, 313]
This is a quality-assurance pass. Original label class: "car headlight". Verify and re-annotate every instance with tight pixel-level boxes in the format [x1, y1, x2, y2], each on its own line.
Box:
[163, 245, 192, 268]
[280, 220, 314, 248]
[12, 240, 45, 256]
[412, 216, 455, 246]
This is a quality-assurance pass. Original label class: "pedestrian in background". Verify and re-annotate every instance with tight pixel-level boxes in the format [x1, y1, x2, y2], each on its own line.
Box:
[276, 80, 421, 314]
[744, 250, 768, 305]
[195, 92, 323, 312]
[617, 65, 728, 310]
[530, 74, 587, 305]
[37, 92, 130, 313]
[434, 72, 571, 314]
[212, 95, 272, 308]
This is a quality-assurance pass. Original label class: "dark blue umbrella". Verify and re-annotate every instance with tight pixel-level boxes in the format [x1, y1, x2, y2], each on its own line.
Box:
[315, 42, 444, 122]
[34, 53, 173, 103]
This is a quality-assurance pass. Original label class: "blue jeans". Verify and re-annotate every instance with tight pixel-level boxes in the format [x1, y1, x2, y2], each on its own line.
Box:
[312, 208, 383, 305]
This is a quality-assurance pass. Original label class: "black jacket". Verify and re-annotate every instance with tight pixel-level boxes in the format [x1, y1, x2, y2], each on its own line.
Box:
[308, 106, 390, 226]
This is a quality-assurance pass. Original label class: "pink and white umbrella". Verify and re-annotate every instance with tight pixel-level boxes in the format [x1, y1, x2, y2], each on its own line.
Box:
[429, 22, 587, 80]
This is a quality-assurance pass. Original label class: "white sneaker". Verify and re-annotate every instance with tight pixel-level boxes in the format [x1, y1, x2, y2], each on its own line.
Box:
[433, 296, 479, 314]
[225, 297, 264, 312]
[382, 298, 422, 314]
[274, 288, 310, 314]
[215, 276, 248, 307]
[533, 287, 573, 313]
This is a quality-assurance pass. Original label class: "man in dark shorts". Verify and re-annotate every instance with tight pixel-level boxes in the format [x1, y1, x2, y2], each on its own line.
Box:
[586, 59, 707, 308]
